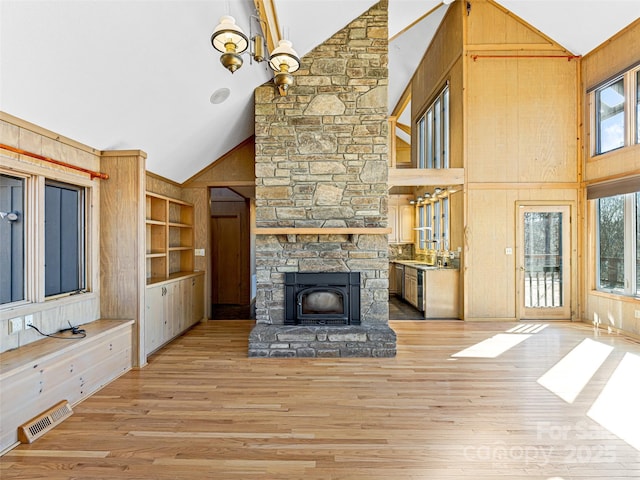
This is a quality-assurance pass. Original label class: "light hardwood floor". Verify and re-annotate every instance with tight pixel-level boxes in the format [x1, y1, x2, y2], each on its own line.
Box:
[1, 320, 639, 479]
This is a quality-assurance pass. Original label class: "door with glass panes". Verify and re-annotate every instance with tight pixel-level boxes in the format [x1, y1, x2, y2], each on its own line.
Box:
[517, 205, 571, 319]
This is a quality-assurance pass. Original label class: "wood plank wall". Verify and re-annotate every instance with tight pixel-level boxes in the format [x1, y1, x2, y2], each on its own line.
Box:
[581, 18, 640, 338]
[0, 113, 102, 352]
[100, 151, 147, 366]
[412, 0, 580, 321]
[182, 137, 257, 319]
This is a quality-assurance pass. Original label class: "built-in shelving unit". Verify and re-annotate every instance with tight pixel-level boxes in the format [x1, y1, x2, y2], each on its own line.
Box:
[145, 192, 194, 284]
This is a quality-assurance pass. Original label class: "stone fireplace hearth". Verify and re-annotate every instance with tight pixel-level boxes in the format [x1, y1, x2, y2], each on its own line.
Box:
[248, 0, 396, 357]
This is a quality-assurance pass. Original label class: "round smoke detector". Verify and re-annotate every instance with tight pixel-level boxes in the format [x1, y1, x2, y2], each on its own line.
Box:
[210, 88, 231, 104]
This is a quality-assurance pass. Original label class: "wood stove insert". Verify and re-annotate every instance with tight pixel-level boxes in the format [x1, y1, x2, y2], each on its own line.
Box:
[284, 272, 361, 326]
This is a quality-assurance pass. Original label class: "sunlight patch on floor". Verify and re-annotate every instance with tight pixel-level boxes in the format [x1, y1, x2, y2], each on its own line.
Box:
[451, 333, 532, 358]
[588, 352, 640, 451]
[537, 338, 613, 403]
[506, 323, 549, 334]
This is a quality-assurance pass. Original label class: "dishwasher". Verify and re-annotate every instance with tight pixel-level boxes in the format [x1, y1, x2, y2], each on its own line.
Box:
[416, 269, 425, 312]
[394, 263, 405, 298]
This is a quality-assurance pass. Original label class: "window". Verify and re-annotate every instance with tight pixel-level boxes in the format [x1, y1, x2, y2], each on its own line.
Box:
[443, 196, 449, 250]
[0, 174, 25, 304]
[595, 77, 625, 154]
[418, 204, 425, 250]
[425, 202, 433, 247]
[596, 192, 640, 295]
[416, 196, 451, 253]
[417, 84, 449, 169]
[44, 181, 86, 297]
[0, 172, 88, 306]
[433, 200, 441, 247]
[591, 64, 640, 156]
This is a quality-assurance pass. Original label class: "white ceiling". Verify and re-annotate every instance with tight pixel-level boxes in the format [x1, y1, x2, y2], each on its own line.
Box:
[1, 1, 639, 183]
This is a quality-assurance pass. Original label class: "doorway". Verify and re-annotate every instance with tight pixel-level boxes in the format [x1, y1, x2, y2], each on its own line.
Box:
[517, 204, 571, 320]
[210, 187, 252, 319]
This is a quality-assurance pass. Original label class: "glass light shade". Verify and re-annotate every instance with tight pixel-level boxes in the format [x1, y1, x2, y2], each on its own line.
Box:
[268, 39, 300, 73]
[211, 16, 249, 54]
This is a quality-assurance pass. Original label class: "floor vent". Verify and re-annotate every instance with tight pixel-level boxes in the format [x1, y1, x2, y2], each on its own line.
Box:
[18, 400, 73, 444]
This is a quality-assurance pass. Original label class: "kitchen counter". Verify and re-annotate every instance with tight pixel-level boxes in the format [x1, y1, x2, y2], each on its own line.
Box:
[390, 261, 460, 319]
[392, 259, 459, 271]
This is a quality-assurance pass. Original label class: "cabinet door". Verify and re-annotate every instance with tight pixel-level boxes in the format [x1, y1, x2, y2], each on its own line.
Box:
[192, 274, 205, 325]
[388, 205, 398, 243]
[409, 276, 418, 307]
[145, 285, 164, 354]
[398, 205, 415, 243]
[179, 278, 192, 332]
[164, 281, 182, 341]
[404, 267, 418, 307]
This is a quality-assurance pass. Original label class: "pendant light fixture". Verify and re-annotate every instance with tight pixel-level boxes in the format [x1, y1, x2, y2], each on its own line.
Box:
[210, 16, 249, 74]
[211, 15, 301, 96]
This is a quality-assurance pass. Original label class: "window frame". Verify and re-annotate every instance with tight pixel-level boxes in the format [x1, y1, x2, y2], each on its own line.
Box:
[595, 192, 639, 297]
[590, 63, 640, 157]
[44, 179, 87, 298]
[0, 172, 28, 306]
[415, 195, 450, 254]
[417, 82, 450, 169]
[0, 167, 91, 309]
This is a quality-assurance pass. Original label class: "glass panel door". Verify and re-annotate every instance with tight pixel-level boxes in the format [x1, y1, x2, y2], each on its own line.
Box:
[518, 205, 571, 319]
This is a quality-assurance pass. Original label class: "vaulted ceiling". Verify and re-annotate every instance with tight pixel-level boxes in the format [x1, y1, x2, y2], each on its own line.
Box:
[1, 1, 638, 183]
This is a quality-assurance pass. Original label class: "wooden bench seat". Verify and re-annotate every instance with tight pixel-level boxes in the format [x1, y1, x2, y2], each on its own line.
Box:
[0, 319, 134, 454]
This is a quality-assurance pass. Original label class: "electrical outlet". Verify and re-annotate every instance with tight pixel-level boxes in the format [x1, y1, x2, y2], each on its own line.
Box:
[635, 310, 640, 319]
[195, 248, 205, 256]
[9, 317, 23, 334]
[24, 315, 34, 329]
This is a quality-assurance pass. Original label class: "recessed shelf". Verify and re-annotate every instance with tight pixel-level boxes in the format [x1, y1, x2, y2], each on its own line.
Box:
[146, 192, 195, 283]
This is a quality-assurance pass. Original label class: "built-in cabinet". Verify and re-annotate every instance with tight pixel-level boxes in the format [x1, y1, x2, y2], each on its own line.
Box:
[389, 194, 414, 244]
[423, 269, 459, 319]
[145, 273, 204, 355]
[146, 192, 194, 282]
[145, 192, 203, 356]
[0, 319, 133, 452]
[404, 266, 419, 308]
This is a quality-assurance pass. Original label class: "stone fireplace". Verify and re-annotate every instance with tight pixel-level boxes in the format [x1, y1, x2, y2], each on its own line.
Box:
[248, 0, 396, 357]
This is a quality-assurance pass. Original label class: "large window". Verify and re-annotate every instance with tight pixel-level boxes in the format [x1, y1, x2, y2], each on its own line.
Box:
[417, 84, 449, 169]
[592, 64, 640, 156]
[0, 172, 87, 306]
[596, 192, 640, 295]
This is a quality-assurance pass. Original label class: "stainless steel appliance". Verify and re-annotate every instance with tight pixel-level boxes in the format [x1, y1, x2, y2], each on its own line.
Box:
[394, 263, 404, 298]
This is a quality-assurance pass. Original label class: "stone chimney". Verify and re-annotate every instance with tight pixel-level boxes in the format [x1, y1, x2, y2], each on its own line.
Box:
[249, 0, 396, 357]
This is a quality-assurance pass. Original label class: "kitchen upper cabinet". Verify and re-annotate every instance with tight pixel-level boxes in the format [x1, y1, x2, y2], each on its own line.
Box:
[389, 195, 414, 244]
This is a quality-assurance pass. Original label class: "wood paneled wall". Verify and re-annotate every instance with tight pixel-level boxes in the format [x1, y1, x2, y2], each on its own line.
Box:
[411, 0, 581, 321]
[100, 151, 147, 366]
[411, 0, 463, 170]
[181, 136, 256, 319]
[582, 19, 640, 338]
[0, 113, 101, 352]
